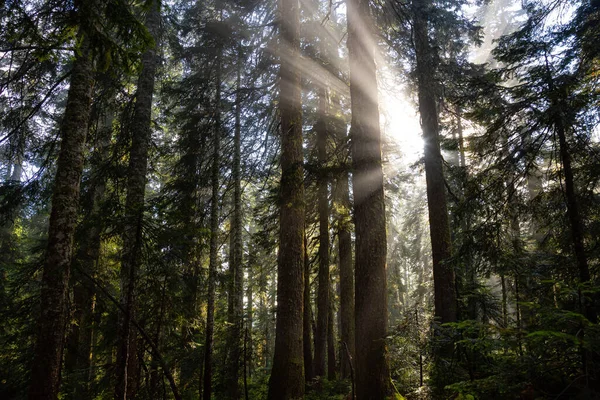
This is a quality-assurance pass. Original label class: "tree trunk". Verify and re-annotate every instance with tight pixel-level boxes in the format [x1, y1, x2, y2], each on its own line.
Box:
[246, 241, 255, 380]
[412, 0, 457, 324]
[66, 103, 113, 399]
[202, 47, 222, 400]
[346, 0, 391, 397]
[315, 86, 330, 378]
[327, 285, 336, 381]
[556, 116, 596, 322]
[546, 70, 596, 323]
[303, 234, 314, 382]
[225, 49, 244, 400]
[28, 35, 94, 400]
[115, 2, 160, 399]
[333, 126, 355, 380]
[267, 0, 305, 396]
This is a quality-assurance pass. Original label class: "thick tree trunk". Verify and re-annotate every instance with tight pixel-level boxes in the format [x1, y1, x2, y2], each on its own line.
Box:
[346, 0, 391, 397]
[225, 51, 244, 400]
[28, 36, 94, 400]
[412, 0, 457, 324]
[315, 86, 330, 378]
[267, 0, 305, 397]
[202, 49, 222, 400]
[303, 234, 314, 382]
[115, 3, 160, 399]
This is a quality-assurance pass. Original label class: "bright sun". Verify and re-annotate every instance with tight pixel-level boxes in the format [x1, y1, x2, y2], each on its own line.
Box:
[380, 82, 424, 167]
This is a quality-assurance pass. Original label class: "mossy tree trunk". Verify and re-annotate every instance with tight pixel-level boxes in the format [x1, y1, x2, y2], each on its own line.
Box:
[28, 35, 94, 400]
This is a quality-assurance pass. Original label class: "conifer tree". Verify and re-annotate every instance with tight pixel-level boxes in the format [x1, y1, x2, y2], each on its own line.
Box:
[28, 28, 94, 400]
[267, 0, 305, 396]
[411, 0, 457, 324]
[115, 2, 161, 398]
[346, 0, 391, 397]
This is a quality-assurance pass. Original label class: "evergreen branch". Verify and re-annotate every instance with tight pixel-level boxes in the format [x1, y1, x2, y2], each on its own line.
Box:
[0, 71, 71, 145]
[73, 265, 182, 400]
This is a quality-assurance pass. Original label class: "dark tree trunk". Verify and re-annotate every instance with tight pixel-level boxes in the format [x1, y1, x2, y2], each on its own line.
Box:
[267, 0, 305, 396]
[148, 279, 168, 398]
[545, 70, 596, 323]
[115, 2, 160, 399]
[556, 116, 596, 322]
[225, 50, 244, 400]
[333, 112, 355, 380]
[66, 104, 113, 399]
[28, 36, 94, 400]
[303, 234, 314, 382]
[202, 49, 222, 400]
[314, 87, 330, 378]
[246, 241, 255, 380]
[327, 285, 336, 381]
[412, 0, 457, 324]
[346, 0, 391, 397]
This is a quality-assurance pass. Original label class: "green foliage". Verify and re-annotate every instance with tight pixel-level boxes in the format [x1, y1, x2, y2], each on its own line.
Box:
[305, 378, 352, 400]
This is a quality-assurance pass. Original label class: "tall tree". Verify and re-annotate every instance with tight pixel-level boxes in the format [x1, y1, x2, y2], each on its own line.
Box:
[411, 0, 457, 324]
[327, 283, 336, 380]
[202, 37, 222, 400]
[314, 86, 330, 378]
[303, 233, 314, 382]
[267, 0, 305, 396]
[225, 46, 244, 400]
[65, 98, 114, 398]
[346, 0, 391, 397]
[28, 32, 94, 400]
[332, 96, 355, 380]
[115, 1, 161, 398]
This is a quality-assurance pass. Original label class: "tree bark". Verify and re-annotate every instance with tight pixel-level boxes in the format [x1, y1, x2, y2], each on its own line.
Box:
[545, 69, 596, 323]
[327, 284, 336, 381]
[202, 46, 222, 400]
[267, 0, 305, 396]
[115, 2, 160, 399]
[28, 36, 94, 400]
[225, 48, 244, 400]
[315, 86, 330, 378]
[555, 112, 596, 323]
[246, 240, 255, 380]
[303, 234, 314, 382]
[66, 103, 113, 399]
[346, 0, 391, 397]
[333, 109, 355, 381]
[412, 0, 457, 324]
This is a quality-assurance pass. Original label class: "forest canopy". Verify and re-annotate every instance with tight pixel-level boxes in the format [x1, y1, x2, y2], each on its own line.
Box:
[1, 0, 599, 399]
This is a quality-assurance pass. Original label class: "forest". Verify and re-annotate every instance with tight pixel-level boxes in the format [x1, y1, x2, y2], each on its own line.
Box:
[1, 0, 599, 399]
